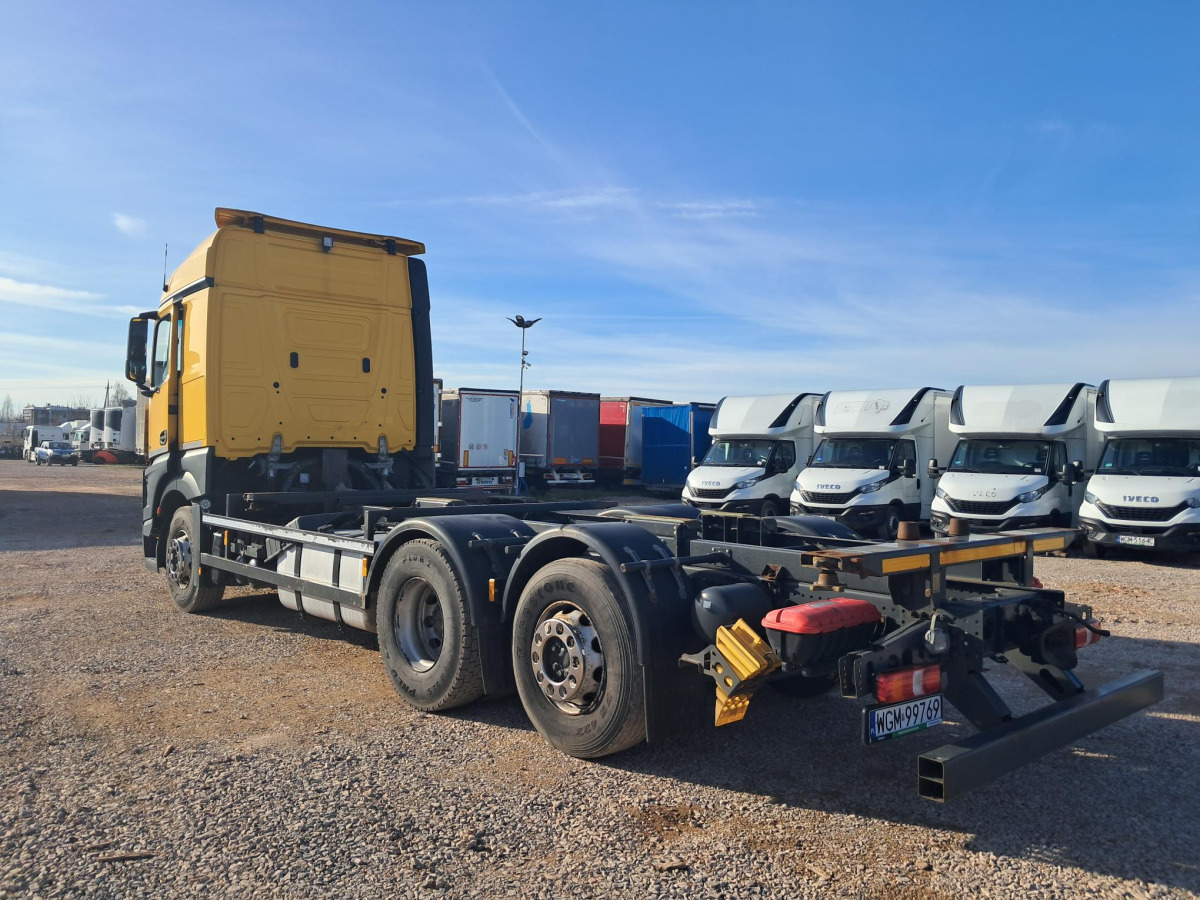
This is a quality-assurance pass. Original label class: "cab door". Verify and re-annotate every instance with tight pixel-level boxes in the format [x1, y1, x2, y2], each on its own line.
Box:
[145, 308, 181, 458]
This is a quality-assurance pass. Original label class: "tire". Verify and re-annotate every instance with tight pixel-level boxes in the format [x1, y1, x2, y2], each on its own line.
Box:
[71, 460, 78, 467]
[1083, 540, 1108, 559]
[165, 506, 226, 613]
[376, 539, 484, 711]
[877, 503, 902, 541]
[35, 457, 41, 466]
[512, 558, 645, 759]
[759, 497, 780, 517]
[769, 672, 838, 698]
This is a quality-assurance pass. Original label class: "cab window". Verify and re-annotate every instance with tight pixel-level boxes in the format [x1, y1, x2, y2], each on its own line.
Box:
[774, 441, 796, 471]
[150, 318, 171, 388]
[893, 440, 917, 471]
[1051, 442, 1068, 477]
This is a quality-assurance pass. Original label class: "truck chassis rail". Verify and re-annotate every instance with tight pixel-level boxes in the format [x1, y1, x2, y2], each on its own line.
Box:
[917, 668, 1164, 801]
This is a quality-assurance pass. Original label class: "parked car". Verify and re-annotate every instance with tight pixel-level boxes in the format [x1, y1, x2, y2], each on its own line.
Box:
[35, 440, 78, 466]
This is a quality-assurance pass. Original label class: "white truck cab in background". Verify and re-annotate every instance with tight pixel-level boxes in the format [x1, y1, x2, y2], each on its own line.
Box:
[23, 425, 65, 462]
[1079, 376, 1200, 554]
[791, 387, 953, 539]
[929, 383, 1098, 537]
[682, 393, 821, 517]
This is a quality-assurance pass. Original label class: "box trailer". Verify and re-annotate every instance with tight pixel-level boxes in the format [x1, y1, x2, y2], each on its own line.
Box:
[519, 390, 600, 485]
[642, 403, 716, 490]
[439, 388, 519, 490]
[599, 396, 672, 484]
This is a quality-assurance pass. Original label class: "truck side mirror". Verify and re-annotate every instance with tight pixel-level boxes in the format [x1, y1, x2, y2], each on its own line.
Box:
[1068, 460, 1084, 485]
[900, 458, 915, 478]
[927, 459, 940, 478]
[126, 316, 150, 385]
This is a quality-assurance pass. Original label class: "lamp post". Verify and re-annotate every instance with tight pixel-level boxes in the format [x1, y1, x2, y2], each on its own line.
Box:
[507, 315, 541, 494]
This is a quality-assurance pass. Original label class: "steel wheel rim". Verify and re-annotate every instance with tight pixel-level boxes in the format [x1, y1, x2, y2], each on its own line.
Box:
[394, 578, 444, 673]
[530, 601, 606, 715]
[166, 528, 192, 589]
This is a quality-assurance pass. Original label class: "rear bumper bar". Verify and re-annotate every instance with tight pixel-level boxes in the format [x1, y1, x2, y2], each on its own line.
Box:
[917, 669, 1164, 802]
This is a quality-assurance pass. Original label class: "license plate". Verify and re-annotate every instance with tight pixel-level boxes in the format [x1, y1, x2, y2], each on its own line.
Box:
[471, 476, 499, 486]
[1117, 534, 1155, 547]
[865, 694, 943, 743]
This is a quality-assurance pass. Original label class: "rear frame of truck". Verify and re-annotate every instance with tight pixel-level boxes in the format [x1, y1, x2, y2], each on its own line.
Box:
[164, 493, 1162, 802]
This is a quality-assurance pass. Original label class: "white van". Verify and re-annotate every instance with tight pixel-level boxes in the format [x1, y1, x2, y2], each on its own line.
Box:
[929, 383, 1098, 536]
[682, 393, 821, 517]
[791, 387, 954, 538]
[1079, 377, 1200, 554]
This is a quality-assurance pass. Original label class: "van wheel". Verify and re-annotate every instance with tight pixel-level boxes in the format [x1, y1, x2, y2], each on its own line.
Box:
[512, 558, 645, 758]
[877, 504, 902, 540]
[377, 539, 484, 711]
[759, 497, 780, 517]
[165, 507, 226, 612]
[1083, 541, 1108, 559]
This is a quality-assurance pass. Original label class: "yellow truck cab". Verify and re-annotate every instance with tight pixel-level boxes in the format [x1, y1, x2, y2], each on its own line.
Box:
[126, 208, 436, 577]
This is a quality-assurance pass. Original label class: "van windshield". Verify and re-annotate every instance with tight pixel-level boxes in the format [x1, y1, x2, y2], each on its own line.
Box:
[702, 440, 776, 467]
[810, 438, 896, 469]
[1098, 438, 1200, 477]
[948, 439, 1051, 475]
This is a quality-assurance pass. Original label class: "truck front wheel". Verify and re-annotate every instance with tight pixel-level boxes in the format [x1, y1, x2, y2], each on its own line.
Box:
[165, 506, 226, 613]
[512, 558, 645, 759]
[377, 539, 484, 711]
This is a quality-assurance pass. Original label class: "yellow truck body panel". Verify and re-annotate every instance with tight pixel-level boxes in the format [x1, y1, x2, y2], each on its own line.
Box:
[157, 209, 426, 460]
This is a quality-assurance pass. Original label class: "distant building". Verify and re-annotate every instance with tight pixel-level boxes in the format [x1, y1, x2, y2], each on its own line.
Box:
[23, 404, 90, 426]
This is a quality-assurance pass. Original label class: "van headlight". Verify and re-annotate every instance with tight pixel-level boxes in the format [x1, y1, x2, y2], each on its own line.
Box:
[1018, 484, 1052, 504]
[935, 486, 947, 500]
[859, 480, 884, 494]
[1187, 496, 1200, 509]
[736, 475, 763, 491]
[1084, 491, 1098, 505]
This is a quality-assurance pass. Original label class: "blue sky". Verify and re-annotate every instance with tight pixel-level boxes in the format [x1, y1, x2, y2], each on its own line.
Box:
[2, 2, 1199, 408]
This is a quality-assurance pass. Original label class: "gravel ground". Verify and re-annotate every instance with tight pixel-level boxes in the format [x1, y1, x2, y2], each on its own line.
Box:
[2, 460, 1198, 899]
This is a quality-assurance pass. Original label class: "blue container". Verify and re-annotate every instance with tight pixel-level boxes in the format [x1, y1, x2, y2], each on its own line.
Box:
[641, 403, 715, 488]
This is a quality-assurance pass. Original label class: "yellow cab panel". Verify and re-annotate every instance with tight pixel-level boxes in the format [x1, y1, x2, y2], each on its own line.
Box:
[157, 209, 425, 461]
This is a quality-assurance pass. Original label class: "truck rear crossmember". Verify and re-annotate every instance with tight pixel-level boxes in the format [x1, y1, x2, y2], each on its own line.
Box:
[178, 495, 1160, 801]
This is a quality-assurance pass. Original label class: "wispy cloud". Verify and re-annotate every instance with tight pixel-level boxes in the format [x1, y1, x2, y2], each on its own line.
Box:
[112, 212, 146, 237]
[659, 199, 760, 220]
[0, 275, 137, 318]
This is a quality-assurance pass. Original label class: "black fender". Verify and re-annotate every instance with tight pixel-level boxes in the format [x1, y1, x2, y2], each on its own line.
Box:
[143, 450, 213, 571]
[502, 521, 709, 742]
[367, 513, 537, 697]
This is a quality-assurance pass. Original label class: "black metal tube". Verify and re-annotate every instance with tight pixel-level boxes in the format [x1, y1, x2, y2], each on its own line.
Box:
[917, 669, 1164, 802]
[619, 553, 730, 574]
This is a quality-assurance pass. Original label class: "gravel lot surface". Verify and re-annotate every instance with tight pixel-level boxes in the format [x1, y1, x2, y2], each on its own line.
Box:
[2, 460, 1198, 899]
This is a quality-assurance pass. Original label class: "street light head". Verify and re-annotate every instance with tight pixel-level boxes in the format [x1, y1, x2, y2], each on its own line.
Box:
[508, 315, 542, 329]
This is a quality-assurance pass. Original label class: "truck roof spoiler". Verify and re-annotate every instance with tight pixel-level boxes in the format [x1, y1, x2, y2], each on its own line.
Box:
[215, 208, 426, 256]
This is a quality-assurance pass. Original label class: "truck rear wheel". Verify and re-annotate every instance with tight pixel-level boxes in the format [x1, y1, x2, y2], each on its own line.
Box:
[165, 506, 226, 613]
[512, 558, 645, 758]
[377, 539, 484, 711]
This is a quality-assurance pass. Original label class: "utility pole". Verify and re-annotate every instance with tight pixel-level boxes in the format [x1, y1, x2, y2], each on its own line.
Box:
[507, 316, 541, 494]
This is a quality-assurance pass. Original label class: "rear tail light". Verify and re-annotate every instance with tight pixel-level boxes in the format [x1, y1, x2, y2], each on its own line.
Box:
[875, 664, 941, 704]
[1075, 618, 1103, 649]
